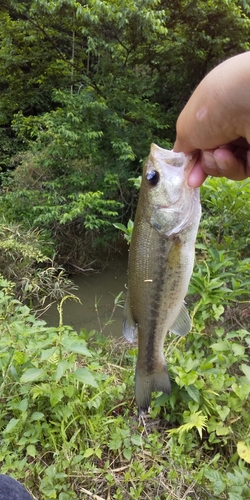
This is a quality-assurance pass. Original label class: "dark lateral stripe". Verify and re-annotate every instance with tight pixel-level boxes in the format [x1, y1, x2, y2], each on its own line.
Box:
[146, 237, 169, 372]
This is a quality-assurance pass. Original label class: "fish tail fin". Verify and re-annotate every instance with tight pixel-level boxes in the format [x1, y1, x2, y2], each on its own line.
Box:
[135, 363, 171, 413]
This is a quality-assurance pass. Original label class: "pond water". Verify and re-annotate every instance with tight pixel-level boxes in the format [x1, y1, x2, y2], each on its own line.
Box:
[43, 251, 129, 338]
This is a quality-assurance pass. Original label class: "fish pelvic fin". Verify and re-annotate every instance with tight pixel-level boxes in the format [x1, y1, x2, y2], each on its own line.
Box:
[122, 290, 138, 342]
[135, 363, 171, 413]
[170, 302, 191, 337]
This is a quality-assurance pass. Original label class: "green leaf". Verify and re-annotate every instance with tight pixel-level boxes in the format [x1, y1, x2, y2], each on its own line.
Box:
[216, 405, 230, 421]
[131, 434, 142, 446]
[240, 363, 250, 381]
[231, 343, 245, 356]
[62, 340, 92, 357]
[30, 412, 44, 421]
[204, 468, 222, 483]
[204, 468, 225, 495]
[72, 368, 97, 387]
[232, 382, 250, 400]
[228, 493, 243, 500]
[9, 365, 19, 381]
[216, 425, 231, 436]
[186, 385, 200, 403]
[41, 347, 57, 361]
[50, 388, 64, 408]
[123, 448, 132, 461]
[83, 448, 94, 458]
[168, 411, 207, 440]
[4, 418, 20, 434]
[20, 368, 45, 383]
[176, 370, 197, 387]
[18, 398, 28, 411]
[213, 480, 226, 496]
[212, 304, 224, 320]
[95, 448, 102, 459]
[27, 444, 37, 458]
[210, 341, 230, 352]
[55, 360, 70, 382]
[113, 222, 127, 232]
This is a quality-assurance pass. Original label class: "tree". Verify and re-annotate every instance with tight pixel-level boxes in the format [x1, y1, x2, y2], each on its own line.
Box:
[0, 0, 250, 268]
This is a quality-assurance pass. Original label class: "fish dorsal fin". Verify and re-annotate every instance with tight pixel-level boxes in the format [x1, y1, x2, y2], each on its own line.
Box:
[170, 302, 191, 336]
[122, 290, 138, 343]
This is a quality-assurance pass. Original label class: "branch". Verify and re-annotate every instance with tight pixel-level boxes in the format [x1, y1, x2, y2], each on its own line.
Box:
[80, 487, 106, 500]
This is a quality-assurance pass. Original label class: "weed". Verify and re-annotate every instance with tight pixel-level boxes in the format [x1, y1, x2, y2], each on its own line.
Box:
[1, 177, 250, 499]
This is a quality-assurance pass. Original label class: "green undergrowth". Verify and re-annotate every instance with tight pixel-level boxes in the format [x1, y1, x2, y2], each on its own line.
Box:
[1, 176, 250, 499]
[0, 277, 250, 500]
[0, 216, 79, 306]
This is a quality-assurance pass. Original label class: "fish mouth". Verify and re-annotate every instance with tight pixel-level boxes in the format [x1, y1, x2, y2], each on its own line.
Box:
[150, 144, 199, 172]
[183, 151, 200, 174]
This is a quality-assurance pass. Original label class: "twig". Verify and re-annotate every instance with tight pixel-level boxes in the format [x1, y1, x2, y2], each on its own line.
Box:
[80, 487, 105, 500]
[110, 464, 130, 473]
[69, 263, 96, 273]
[140, 433, 217, 500]
[106, 485, 111, 500]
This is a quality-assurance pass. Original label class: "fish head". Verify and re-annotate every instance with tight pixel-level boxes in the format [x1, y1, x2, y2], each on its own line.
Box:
[141, 143, 201, 236]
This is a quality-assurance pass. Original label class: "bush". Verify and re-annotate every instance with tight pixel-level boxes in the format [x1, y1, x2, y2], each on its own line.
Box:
[0, 218, 77, 304]
[0, 150, 123, 270]
[1, 176, 250, 499]
[1, 235, 250, 499]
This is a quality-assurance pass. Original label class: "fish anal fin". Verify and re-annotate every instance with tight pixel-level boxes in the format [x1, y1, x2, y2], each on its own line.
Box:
[170, 302, 191, 337]
[122, 290, 138, 343]
[135, 363, 171, 413]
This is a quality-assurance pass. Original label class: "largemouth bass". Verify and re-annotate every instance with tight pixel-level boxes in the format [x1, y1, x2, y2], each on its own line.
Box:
[123, 144, 201, 413]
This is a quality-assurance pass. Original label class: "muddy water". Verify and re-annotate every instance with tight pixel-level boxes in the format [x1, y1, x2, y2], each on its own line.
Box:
[43, 251, 129, 337]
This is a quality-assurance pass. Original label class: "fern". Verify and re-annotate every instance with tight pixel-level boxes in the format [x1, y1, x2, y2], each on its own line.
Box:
[168, 411, 208, 440]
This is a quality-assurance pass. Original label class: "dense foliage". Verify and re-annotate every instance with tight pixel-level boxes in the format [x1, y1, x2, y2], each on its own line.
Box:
[1, 0, 250, 283]
[0, 4, 250, 497]
[0, 176, 250, 499]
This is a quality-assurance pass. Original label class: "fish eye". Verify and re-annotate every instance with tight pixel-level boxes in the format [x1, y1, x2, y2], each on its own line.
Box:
[146, 170, 159, 186]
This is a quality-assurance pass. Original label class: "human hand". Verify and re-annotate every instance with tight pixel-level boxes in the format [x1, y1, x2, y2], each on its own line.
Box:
[187, 139, 250, 187]
[174, 52, 250, 187]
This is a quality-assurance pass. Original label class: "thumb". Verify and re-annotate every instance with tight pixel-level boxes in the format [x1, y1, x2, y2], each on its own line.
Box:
[173, 135, 197, 155]
[173, 111, 201, 154]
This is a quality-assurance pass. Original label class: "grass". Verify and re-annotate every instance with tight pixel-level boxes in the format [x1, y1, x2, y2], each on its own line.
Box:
[0, 278, 250, 500]
[1, 176, 250, 499]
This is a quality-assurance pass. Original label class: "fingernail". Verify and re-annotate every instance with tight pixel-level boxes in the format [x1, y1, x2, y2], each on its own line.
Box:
[203, 152, 215, 169]
[213, 153, 228, 171]
[203, 152, 228, 171]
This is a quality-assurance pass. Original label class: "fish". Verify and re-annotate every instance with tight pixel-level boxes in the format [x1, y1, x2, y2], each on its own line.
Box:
[123, 143, 201, 413]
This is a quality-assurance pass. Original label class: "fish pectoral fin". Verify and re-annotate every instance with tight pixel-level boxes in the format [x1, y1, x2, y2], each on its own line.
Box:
[123, 317, 138, 343]
[169, 302, 191, 336]
[122, 290, 138, 343]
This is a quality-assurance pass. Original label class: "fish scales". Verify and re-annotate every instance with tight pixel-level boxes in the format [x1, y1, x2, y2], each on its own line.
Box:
[123, 144, 201, 413]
